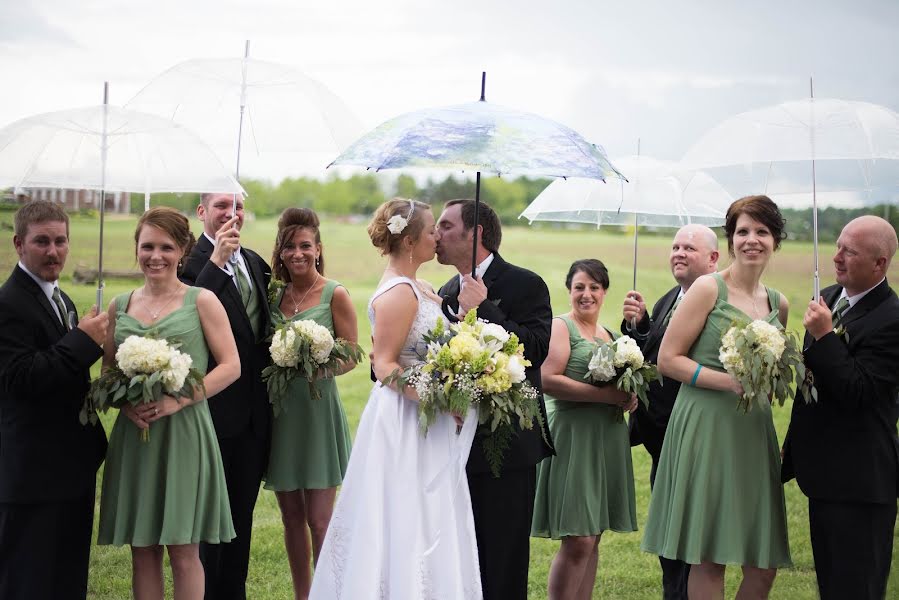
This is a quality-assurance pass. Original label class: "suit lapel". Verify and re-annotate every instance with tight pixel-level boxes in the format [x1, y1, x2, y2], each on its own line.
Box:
[840, 280, 891, 329]
[643, 287, 679, 355]
[13, 266, 66, 335]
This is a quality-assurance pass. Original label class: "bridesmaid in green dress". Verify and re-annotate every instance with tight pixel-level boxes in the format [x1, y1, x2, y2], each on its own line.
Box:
[643, 195, 792, 599]
[97, 207, 240, 600]
[266, 208, 359, 598]
[531, 259, 639, 600]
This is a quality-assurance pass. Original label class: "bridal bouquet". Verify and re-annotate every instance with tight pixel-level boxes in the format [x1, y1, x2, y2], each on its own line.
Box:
[388, 309, 545, 478]
[718, 319, 803, 413]
[583, 335, 659, 422]
[80, 334, 205, 441]
[262, 318, 363, 415]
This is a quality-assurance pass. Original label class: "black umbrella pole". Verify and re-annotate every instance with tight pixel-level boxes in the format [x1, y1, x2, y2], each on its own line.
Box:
[471, 172, 481, 276]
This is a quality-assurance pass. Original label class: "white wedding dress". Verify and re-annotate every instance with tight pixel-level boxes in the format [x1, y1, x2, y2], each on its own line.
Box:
[310, 276, 483, 600]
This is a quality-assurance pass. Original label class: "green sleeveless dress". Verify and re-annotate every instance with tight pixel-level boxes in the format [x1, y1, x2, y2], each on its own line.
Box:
[264, 279, 352, 491]
[531, 316, 638, 538]
[97, 287, 235, 547]
[641, 273, 791, 568]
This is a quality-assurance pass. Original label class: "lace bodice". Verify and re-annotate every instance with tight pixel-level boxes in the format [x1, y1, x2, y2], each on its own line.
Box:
[367, 276, 447, 368]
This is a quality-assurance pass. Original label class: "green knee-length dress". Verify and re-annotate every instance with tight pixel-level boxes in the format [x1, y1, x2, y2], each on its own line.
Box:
[264, 279, 352, 491]
[531, 316, 638, 539]
[641, 273, 791, 568]
[98, 287, 235, 547]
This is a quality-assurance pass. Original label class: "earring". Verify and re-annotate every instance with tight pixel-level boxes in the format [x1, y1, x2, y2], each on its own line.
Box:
[408, 252, 413, 264]
[316, 258, 320, 266]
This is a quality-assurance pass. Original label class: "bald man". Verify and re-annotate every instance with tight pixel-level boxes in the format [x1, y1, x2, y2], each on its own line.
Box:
[782, 216, 899, 600]
[621, 224, 719, 600]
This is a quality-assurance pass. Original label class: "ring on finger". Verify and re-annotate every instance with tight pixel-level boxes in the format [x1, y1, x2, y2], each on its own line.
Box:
[154, 407, 159, 416]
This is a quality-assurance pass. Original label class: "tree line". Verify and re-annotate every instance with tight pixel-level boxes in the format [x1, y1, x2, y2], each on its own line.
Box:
[130, 173, 896, 242]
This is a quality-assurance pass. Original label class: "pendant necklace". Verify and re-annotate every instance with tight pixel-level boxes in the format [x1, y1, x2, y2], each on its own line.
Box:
[289, 274, 320, 316]
[141, 285, 181, 321]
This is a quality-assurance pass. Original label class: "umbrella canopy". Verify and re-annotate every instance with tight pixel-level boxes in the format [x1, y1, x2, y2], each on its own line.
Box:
[126, 53, 364, 170]
[519, 155, 730, 227]
[0, 105, 244, 194]
[330, 99, 623, 182]
[681, 96, 899, 297]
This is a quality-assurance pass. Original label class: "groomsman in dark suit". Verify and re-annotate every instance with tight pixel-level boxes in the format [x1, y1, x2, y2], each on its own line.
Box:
[435, 199, 554, 600]
[181, 193, 272, 600]
[620, 223, 719, 600]
[782, 215, 899, 600]
[0, 200, 108, 600]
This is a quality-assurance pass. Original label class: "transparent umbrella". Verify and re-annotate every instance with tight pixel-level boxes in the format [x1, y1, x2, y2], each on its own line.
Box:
[520, 154, 731, 325]
[0, 83, 244, 307]
[127, 41, 364, 210]
[682, 93, 899, 297]
[331, 72, 625, 274]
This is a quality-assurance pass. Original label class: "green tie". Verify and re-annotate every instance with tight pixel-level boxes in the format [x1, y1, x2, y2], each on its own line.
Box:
[235, 264, 252, 307]
[51, 286, 69, 330]
[832, 296, 850, 329]
[662, 294, 682, 327]
[234, 263, 261, 340]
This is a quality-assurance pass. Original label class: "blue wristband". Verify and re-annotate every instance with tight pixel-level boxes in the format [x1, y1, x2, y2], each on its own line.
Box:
[690, 364, 702, 386]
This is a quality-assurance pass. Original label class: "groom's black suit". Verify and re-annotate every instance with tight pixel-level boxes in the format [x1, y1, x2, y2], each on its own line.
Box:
[782, 280, 899, 600]
[181, 235, 272, 600]
[620, 285, 690, 600]
[439, 253, 554, 600]
[0, 266, 107, 600]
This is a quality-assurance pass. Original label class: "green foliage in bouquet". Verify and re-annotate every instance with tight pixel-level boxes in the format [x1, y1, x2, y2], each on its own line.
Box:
[262, 318, 364, 417]
[583, 336, 659, 422]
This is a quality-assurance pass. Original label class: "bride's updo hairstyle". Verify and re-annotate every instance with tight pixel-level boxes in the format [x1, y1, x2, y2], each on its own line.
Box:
[272, 207, 325, 280]
[367, 198, 430, 256]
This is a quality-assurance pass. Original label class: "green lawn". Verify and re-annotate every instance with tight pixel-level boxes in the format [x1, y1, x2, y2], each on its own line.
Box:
[1, 212, 897, 599]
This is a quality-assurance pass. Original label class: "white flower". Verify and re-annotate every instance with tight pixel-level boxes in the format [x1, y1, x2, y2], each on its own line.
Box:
[613, 336, 644, 369]
[268, 319, 336, 367]
[587, 349, 616, 382]
[115, 334, 193, 393]
[505, 354, 527, 383]
[386, 214, 408, 234]
[746, 320, 785, 360]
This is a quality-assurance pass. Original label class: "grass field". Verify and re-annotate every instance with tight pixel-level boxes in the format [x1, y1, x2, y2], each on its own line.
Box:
[1, 212, 897, 599]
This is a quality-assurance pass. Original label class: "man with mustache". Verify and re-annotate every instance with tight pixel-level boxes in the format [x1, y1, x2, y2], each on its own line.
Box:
[620, 224, 719, 600]
[0, 200, 109, 600]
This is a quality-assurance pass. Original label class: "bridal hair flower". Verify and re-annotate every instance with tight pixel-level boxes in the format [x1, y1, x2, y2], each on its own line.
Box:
[386, 200, 415, 235]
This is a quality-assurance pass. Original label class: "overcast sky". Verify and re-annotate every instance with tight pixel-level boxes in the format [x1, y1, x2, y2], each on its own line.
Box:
[2, 0, 898, 204]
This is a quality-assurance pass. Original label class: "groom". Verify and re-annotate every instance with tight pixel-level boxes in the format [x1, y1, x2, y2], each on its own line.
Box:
[436, 199, 554, 599]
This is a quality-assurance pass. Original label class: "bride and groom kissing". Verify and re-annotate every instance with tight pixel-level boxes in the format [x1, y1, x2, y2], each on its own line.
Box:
[310, 198, 555, 599]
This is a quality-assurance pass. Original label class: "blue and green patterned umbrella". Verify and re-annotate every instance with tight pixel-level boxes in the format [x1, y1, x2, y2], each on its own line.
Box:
[331, 73, 625, 273]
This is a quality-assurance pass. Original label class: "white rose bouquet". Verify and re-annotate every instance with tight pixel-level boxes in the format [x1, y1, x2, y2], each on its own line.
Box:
[262, 318, 364, 416]
[80, 334, 205, 441]
[388, 309, 546, 478]
[584, 335, 659, 422]
[718, 319, 803, 413]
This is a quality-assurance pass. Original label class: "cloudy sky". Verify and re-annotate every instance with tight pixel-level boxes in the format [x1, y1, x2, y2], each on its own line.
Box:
[2, 0, 898, 204]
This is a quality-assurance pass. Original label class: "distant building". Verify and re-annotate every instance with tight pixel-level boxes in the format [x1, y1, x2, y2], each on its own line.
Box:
[10, 188, 131, 213]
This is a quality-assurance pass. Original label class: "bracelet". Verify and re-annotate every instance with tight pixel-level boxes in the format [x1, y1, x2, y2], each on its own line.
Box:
[690, 364, 703, 386]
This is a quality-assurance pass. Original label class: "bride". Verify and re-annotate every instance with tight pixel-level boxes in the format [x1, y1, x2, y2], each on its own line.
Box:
[310, 199, 482, 599]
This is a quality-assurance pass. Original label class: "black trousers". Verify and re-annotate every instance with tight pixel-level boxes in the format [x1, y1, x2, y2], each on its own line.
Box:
[649, 452, 690, 600]
[808, 498, 897, 600]
[200, 427, 269, 600]
[468, 466, 536, 600]
[0, 487, 95, 600]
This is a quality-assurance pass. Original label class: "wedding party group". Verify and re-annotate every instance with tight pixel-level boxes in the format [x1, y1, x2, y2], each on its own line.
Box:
[0, 192, 897, 600]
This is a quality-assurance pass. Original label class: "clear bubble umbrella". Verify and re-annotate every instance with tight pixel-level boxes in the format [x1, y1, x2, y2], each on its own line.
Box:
[681, 91, 899, 298]
[0, 83, 244, 308]
[331, 72, 625, 274]
[520, 154, 731, 328]
[127, 41, 364, 211]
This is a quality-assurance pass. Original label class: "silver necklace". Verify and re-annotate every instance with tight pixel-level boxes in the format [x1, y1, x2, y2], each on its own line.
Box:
[140, 285, 181, 321]
[288, 274, 320, 315]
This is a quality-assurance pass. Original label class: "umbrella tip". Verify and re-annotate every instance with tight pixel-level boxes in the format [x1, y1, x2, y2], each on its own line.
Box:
[480, 72, 486, 102]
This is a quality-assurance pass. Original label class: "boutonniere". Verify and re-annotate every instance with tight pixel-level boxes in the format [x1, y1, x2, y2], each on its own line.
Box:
[267, 278, 286, 306]
[833, 325, 849, 343]
[797, 363, 818, 403]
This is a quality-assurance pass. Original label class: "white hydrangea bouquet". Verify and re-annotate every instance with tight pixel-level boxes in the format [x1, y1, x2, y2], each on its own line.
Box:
[388, 309, 546, 478]
[718, 319, 803, 413]
[80, 334, 205, 441]
[584, 335, 659, 422]
[262, 319, 363, 416]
